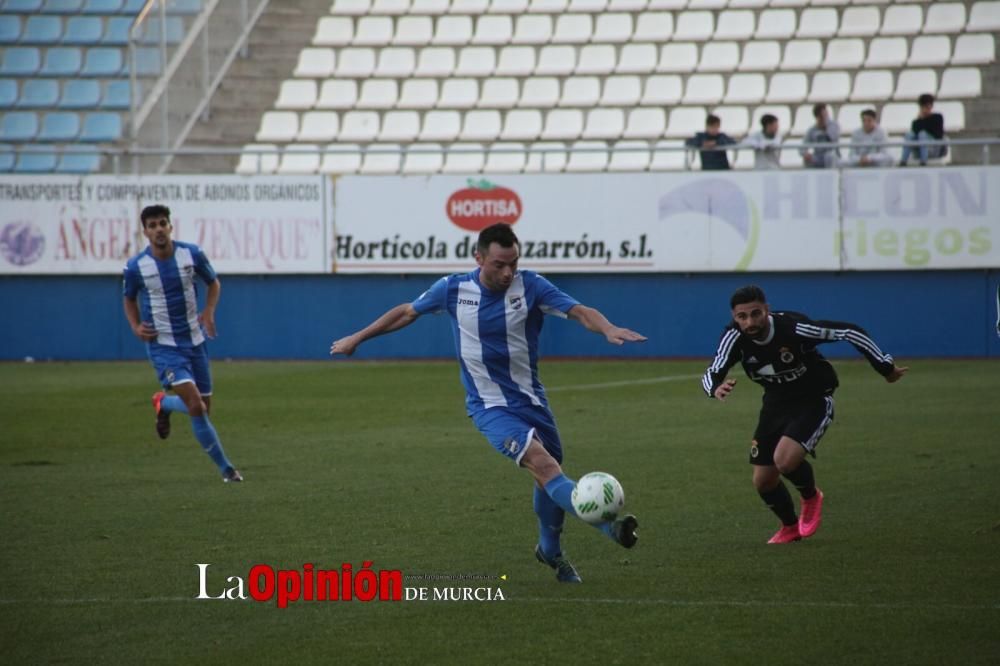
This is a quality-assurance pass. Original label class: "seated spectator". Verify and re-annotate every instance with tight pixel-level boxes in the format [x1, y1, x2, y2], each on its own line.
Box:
[841, 109, 893, 168]
[800, 103, 840, 169]
[900, 93, 946, 166]
[685, 114, 737, 171]
[744, 114, 783, 170]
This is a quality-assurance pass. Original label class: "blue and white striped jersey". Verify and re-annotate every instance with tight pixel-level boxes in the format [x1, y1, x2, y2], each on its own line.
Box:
[412, 269, 579, 414]
[122, 241, 217, 348]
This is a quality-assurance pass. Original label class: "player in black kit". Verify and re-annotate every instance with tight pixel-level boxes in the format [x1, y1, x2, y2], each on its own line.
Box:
[702, 285, 908, 544]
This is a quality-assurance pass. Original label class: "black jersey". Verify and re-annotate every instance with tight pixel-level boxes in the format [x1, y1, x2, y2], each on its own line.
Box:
[702, 311, 895, 403]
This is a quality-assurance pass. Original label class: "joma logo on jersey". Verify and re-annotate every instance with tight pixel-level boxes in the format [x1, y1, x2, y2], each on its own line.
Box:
[458, 298, 479, 306]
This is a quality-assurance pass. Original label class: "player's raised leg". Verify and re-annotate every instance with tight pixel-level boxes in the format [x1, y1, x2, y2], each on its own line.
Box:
[172, 381, 241, 482]
[753, 464, 801, 544]
[775, 436, 823, 538]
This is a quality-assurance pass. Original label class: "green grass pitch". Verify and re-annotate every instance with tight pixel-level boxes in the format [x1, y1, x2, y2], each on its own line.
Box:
[1, 359, 998, 664]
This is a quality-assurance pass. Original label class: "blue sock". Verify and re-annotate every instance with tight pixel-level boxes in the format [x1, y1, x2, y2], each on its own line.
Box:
[544, 473, 617, 540]
[190, 415, 232, 474]
[162, 395, 188, 414]
[533, 486, 565, 558]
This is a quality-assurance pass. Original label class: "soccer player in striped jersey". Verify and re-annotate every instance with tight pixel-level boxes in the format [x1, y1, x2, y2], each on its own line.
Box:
[123, 205, 242, 483]
[702, 285, 906, 544]
[330, 223, 646, 583]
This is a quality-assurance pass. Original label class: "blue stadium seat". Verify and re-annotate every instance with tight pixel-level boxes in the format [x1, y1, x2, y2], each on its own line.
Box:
[171, 0, 203, 15]
[60, 79, 101, 108]
[133, 47, 161, 76]
[0, 48, 42, 76]
[81, 47, 123, 76]
[3, 0, 43, 11]
[39, 111, 81, 141]
[0, 16, 22, 45]
[23, 16, 63, 44]
[14, 145, 58, 172]
[64, 16, 104, 44]
[102, 16, 131, 45]
[57, 145, 102, 173]
[39, 47, 82, 76]
[0, 80, 17, 107]
[0, 144, 14, 172]
[17, 79, 60, 108]
[80, 111, 121, 141]
[0, 111, 39, 141]
[83, 0, 124, 13]
[121, 0, 145, 14]
[102, 79, 131, 109]
[140, 17, 184, 45]
[42, 0, 85, 12]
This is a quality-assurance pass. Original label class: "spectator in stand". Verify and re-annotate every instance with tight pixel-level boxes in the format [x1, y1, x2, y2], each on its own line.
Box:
[800, 104, 840, 169]
[744, 114, 784, 170]
[841, 109, 893, 168]
[900, 93, 946, 166]
[686, 114, 738, 171]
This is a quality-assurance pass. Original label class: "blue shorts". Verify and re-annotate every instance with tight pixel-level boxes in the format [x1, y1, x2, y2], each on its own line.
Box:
[471, 405, 564, 466]
[147, 342, 212, 395]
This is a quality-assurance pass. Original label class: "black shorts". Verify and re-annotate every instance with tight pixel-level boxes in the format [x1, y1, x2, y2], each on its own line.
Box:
[749, 395, 835, 466]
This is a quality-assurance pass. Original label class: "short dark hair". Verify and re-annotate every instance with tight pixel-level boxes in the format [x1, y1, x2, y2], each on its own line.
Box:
[861, 109, 877, 120]
[918, 93, 935, 107]
[760, 114, 777, 128]
[706, 114, 721, 127]
[730, 285, 767, 309]
[141, 204, 171, 228]
[812, 103, 827, 119]
[476, 223, 519, 256]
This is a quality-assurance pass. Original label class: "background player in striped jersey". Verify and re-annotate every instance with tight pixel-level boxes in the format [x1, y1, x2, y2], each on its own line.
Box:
[123, 205, 242, 483]
[330, 223, 646, 583]
[702, 285, 906, 544]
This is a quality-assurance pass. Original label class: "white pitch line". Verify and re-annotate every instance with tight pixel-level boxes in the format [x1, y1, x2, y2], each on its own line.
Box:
[548, 374, 702, 393]
[1, 596, 996, 610]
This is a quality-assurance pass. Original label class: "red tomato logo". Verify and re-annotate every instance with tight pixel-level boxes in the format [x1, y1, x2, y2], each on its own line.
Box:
[446, 179, 522, 232]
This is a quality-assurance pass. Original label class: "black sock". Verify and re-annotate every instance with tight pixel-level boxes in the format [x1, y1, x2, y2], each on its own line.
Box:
[758, 482, 797, 526]
[783, 460, 817, 500]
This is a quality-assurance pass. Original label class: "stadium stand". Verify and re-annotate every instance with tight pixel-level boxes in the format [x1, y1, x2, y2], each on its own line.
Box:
[1, 0, 998, 173]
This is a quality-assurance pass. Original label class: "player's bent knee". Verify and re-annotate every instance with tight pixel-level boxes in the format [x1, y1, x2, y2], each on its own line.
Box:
[521, 441, 562, 484]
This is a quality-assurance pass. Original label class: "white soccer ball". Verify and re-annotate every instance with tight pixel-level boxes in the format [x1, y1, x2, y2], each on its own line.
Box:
[571, 472, 625, 524]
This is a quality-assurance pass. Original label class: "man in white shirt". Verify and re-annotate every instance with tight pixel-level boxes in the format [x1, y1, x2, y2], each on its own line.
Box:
[744, 114, 783, 170]
[842, 109, 893, 168]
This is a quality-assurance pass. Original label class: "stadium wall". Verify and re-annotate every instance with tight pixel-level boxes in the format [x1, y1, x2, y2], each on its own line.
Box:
[3, 270, 998, 361]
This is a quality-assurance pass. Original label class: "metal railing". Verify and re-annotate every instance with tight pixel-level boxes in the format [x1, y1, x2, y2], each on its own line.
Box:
[2, 137, 998, 176]
[127, 0, 271, 175]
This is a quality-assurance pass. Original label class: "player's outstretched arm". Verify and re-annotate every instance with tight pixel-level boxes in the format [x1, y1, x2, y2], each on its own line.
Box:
[330, 303, 420, 357]
[567, 305, 647, 345]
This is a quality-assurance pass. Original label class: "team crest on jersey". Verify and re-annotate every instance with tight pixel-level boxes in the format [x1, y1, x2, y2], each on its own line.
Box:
[750, 439, 759, 458]
[508, 296, 523, 311]
[166, 369, 175, 383]
[779, 347, 794, 364]
[503, 437, 522, 455]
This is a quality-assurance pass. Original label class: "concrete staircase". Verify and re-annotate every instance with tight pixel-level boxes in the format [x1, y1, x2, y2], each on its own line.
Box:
[167, 0, 331, 173]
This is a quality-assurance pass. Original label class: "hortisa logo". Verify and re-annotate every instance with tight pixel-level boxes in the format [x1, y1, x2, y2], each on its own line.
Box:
[446, 179, 522, 231]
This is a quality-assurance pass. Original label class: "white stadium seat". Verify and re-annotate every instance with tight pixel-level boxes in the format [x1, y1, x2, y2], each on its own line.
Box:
[823, 39, 865, 69]
[484, 142, 527, 173]
[582, 108, 625, 139]
[608, 140, 651, 171]
[360, 143, 401, 175]
[836, 104, 869, 133]
[339, 110, 380, 141]
[688, 0, 727, 8]
[353, 16, 393, 45]
[641, 74, 682, 105]
[865, 38, 907, 68]
[542, 108, 584, 140]
[317, 80, 358, 109]
[682, 73, 724, 105]
[335, 48, 376, 77]
[893, 69, 937, 101]
[559, 76, 601, 107]
[256, 111, 299, 141]
[524, 142, 567, 173]
[414, 47, 455, 77]
[766, 72, 807, 103]
[393, 16, 433, 45]
[536, 45, 577, 75]
[924, 3, 967, 34]
[755, 10, 796, 39]
[657, 43, 698, 72]
[433, 16, 473, 46]
[809, 71, 851, 102]
[968, 1, 1000, 31]
[293, 48, 335, 78]
[935, 101, 965, 131]
[403, 143, 444, 174]
[461, 110, 502, 141]
[275, 80, 317, 110]
[739, 41, 780, 71]
[489, 0, 529, 14]
[398, 79, 439, 108]
[608, 0, 647, 9]
[278, 144, 321, 174]
[565, 140, 609, 172]
[623, 107, 666, 138]
[528, 0, 568, 12]
[593, 13, 633, 42]
[419, 110, 461, 141]
[790, 104, 817, 136]
[298, 111, 339, 142]
[472, 15, 513, 45]
[839, 6, 880, 36]
[320, 143, 362, 175]
[952, 34, 995, 64]
[649, 140, 687, 171]
[371, 0, 409, 15]
[797, 8, 838, 38]
[330, 0, 371, 15]
[781, 40, 822, 70]
[568, 0, 608, 12]
[665, 106, 706, 138]
[450, 0, 489, 13]
[478, 78, 520, 108]
[375, 48, 415, 78]
[938, 67, 982, 98]
[378, 110, 420, 141]
[496, 46, 536, 76]
[879, 102, 914, 134]
[908, 36, 951, 66]
[726, 73, 766, 104]
[713, 105, 749, 135]
[849, 70, 893, 102]
[313, 17, 353, 46]
[634, 12, 674, 41]
[674, 11, 714, 41]
[698, 42, 739, 72]
[601, 75, 641, 106]
[881, 6, 921, 36]
[439, 78, 479, 108]
[519, 77, 560, 107]
[552, 14, 593, 43]
[576, 44, 617, 75]
[410, 0, 448, 14]
[501, 109, 543, 140]
[512, 15, 553, 44]
[236, 144, 278, 174]
[715, 10, 755, 40]
[617, 43, 657, 73]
